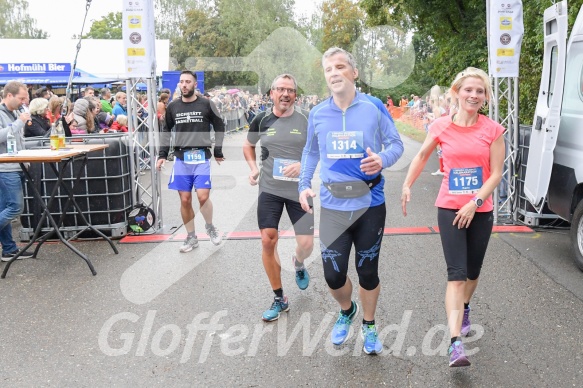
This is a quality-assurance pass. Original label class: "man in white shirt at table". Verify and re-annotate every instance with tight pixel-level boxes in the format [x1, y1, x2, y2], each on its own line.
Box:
[0, 81, 34, 261]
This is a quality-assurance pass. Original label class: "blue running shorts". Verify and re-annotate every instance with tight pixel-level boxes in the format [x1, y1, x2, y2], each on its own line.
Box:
[168, 158, 212, 192]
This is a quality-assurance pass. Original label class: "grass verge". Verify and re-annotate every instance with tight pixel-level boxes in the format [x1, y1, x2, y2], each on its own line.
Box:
[396, 121, 427, 143]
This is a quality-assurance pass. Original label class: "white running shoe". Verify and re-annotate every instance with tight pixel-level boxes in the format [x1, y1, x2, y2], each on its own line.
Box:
[179, 235, 199, 253]
[431, 169, 444, 176]
[205, 224, 222, 245]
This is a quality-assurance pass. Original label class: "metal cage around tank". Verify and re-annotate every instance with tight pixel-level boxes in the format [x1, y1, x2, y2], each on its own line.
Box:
[19, 134, 133, 241]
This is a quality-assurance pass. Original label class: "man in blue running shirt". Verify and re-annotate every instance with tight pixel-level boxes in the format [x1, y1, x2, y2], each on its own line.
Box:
[298, 47, 404, 355]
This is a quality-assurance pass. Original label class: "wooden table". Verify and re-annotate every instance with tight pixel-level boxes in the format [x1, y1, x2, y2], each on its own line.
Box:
[0, 144, 119, 278]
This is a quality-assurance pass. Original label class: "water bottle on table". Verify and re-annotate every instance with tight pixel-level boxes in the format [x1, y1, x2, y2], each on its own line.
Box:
[6, 124, 17, 155]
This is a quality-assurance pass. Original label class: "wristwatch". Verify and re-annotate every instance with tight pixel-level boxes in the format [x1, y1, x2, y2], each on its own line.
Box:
[472, 197, 483, 208]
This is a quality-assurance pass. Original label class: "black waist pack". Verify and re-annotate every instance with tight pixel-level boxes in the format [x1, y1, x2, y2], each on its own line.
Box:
[324, 175, 382, 199]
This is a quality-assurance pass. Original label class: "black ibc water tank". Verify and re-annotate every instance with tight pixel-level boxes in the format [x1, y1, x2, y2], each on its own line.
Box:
[20, 134, 133, 239]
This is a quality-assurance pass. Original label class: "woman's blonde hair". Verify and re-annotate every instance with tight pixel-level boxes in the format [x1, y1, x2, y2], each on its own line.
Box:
[429, 85, 443, 114]
[29, 97, 49, 115]
[116, 114, 128, 126]
[47, 95, 62, 115]
[450, 67, 492, 106]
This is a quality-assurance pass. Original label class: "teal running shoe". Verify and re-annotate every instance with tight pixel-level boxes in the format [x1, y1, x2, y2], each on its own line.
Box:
[293, 255, 310, 290]
[331, 302, 359, 345]
[361, 324, 383, 355]
[262, 296, 290, 322]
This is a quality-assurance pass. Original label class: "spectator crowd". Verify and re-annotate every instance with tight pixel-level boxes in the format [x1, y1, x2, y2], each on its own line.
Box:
[2, 81, 452, 140]
[0, 83, 326, 139]
[385, 89, 454, 132]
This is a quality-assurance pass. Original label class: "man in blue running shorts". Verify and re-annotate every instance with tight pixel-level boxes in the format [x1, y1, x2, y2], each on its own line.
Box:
[156, 71, 225, 252]
[299, 47, 404, 355]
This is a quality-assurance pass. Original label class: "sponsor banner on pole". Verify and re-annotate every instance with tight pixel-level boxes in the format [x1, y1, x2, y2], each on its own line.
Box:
[123, 0, 156, 78]
[487, 0, 524, 77]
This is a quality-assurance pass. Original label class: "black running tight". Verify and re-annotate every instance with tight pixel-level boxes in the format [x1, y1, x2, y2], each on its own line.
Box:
[437, 208, 493, 281]
[319, 204, 386, 291]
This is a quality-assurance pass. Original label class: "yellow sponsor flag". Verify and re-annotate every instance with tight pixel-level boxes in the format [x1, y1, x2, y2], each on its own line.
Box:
[128, 15, 142, 28]
[497, 48, 515, 57]
[500, 17, 512, 30]
[127, 48, 146, 56]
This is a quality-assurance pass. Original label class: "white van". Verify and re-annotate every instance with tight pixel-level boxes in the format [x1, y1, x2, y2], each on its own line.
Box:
[524, 1, 583, 270]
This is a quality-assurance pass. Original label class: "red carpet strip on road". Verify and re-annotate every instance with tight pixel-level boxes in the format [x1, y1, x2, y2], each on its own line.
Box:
[492, 225, 534, 233]
[432, 225, 534, 234]
[119, 225, 533, 244]
[118, 234, 172, 243]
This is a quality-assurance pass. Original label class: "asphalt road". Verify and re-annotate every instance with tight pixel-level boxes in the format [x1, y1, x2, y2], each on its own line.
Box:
[1, 130, 582, 387]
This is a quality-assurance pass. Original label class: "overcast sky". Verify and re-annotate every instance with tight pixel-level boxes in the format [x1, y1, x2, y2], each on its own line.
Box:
[26, 0, 323, 40]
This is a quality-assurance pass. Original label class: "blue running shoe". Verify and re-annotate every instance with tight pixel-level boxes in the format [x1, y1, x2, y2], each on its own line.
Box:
[331, 302, 359, 345]
[262, 296, 290, 322]
[361, 324, 383, 355]
[293, 255, 310, 290]
[448, 340, 471, 367]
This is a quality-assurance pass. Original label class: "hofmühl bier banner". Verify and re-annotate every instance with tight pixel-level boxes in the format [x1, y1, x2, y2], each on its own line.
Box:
[487, 0, 524, 77]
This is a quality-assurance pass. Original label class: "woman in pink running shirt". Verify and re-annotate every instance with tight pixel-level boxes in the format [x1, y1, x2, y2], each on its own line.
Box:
[401, 67, 505, 368]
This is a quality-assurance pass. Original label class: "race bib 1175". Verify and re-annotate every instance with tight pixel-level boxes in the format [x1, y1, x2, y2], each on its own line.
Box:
[448, 167, 483, 194]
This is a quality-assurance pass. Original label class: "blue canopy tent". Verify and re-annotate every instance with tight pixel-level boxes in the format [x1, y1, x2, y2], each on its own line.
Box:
[0, 72, 79, 85]
[0, 75, 121, 86]
[120, 82, 159, 92]
[71, 75, 121, 85]
[73, 68, 120, 87]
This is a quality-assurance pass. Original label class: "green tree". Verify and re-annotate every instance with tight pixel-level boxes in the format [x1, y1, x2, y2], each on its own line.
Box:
[245, 27, 325, 94]
[172, 0, 301, 92]
[361, 0, 583, 124]
[362, 0, 488, 87]
[296, 7, 324, 52]
[321, 0, 364, 51]
[82, 12, 122, 39]
[82, 1, 205, 40]
[352, 25, 415, 93]
[518, 0, 583, 124]
[155, 0, 204, 40]
[0, 0, 48, 38]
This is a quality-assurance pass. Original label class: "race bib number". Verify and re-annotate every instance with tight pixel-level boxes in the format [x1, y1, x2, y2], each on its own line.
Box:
[273, 158, 299, 181]
[183, 149, 205, 164]
[448, 167, 483, 194]
[326, 131, 364, 159]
